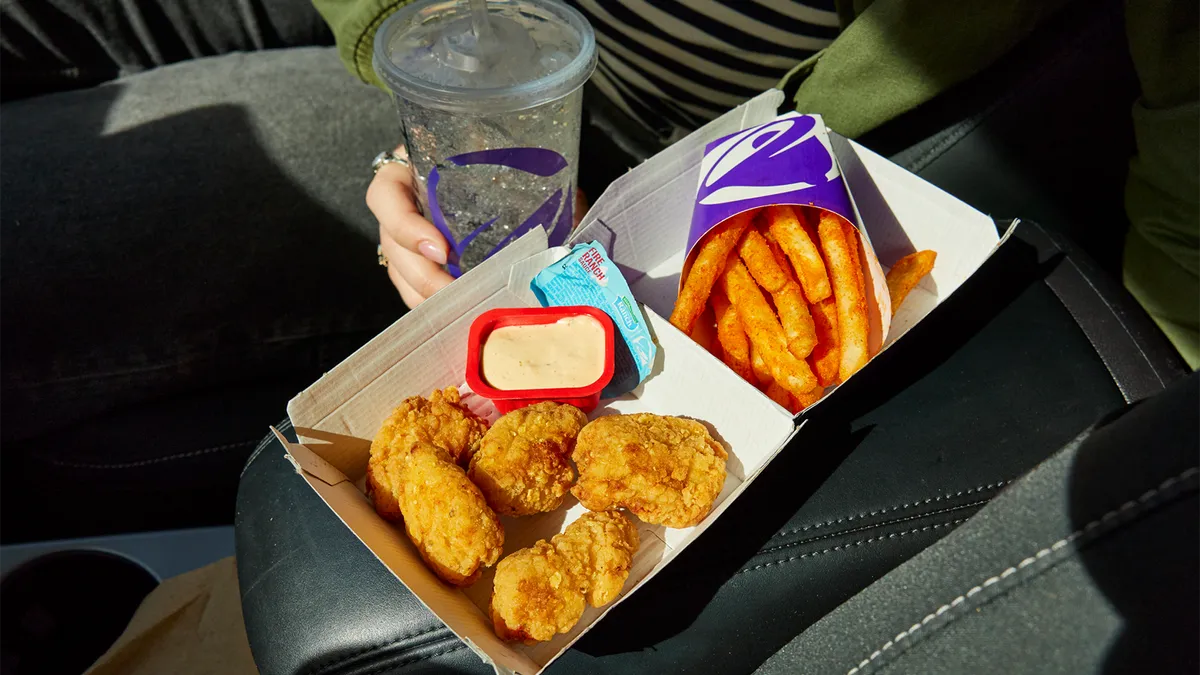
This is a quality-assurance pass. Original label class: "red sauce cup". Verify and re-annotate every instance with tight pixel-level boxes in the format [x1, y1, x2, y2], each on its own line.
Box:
[466, 306, 615, 414]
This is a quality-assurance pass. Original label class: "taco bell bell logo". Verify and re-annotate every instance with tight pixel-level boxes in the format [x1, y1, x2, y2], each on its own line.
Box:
[687, 113, 857, 254]
[427, 147, 573, 277]
[699, 114, 839, 205]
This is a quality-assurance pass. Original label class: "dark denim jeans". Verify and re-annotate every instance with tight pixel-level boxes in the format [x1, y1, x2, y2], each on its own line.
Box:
[1, 0, 334, 101]
[1, 1, 405, 541]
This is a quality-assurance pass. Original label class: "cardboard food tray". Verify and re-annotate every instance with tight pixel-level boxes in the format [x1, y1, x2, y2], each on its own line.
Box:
[281, 89, 1016, 675]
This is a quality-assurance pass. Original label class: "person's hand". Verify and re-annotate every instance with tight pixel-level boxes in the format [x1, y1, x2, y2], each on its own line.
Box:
[367, 145, 453, 308]
[368, 144, 591, 308]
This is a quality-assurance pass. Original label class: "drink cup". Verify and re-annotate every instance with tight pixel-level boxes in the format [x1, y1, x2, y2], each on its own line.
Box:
[374, 0, 596, 274]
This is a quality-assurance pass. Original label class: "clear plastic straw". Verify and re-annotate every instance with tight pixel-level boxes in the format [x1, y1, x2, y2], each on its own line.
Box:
[469, 0, 493, 42]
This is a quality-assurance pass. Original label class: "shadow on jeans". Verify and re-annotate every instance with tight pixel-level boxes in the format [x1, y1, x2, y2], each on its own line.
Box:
[0, 79, 403, 542]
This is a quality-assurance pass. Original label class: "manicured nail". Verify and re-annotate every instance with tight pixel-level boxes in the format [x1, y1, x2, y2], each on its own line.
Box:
[418, 240, 447, 265]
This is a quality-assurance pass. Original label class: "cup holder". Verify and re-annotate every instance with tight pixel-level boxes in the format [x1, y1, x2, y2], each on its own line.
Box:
[1, 549, 159, 675]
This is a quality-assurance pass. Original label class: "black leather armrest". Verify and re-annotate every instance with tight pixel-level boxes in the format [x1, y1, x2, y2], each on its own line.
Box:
[236, 420, 486, 675]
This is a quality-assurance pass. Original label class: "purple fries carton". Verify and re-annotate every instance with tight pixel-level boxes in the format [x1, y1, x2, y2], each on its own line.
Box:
[683, 112, 892, 369]
[688, 113, 855, 251]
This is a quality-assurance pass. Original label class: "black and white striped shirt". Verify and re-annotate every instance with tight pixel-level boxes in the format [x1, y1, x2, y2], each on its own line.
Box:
[568, 0, 842, 143]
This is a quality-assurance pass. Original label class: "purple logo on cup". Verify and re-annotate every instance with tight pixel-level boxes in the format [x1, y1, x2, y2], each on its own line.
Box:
[687, 113, 855, 255]
[428, 147, 574, 276]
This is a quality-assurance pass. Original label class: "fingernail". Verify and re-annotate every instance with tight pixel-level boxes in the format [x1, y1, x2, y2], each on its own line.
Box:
[418, 240, 447, 265]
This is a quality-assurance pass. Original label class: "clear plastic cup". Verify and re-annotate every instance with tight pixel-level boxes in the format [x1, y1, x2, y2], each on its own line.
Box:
[373, 0, 596, 275]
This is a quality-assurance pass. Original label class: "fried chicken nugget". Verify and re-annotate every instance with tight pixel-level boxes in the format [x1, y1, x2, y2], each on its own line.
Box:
[490, 542, 584, 644]
[550, 511, 640, 607]
[572, 414, 728, 528]
[367, 387, 488, 521]
[388, 442, 503, 586]
[468, 402, 588, 516]
[491, 511, 639, 643]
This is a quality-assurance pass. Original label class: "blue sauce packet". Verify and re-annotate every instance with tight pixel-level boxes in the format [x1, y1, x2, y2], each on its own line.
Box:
[530, 241, 656, 399]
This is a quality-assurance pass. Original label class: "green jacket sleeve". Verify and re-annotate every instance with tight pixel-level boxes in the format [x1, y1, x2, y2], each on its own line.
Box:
[312, 0, 414, 88]
[1121, 0, 1199, 368]
[783, 0, 1072, 138]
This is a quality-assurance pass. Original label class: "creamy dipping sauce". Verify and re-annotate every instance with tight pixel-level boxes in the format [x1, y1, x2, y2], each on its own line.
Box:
[481, 315, 606, 390]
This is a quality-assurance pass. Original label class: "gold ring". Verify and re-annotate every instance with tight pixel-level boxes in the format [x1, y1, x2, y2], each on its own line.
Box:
[377, 244, 389, 267]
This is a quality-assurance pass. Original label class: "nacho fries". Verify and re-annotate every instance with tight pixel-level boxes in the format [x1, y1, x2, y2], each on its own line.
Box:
[669, 210, 754, 334]
[674, 203, 932, 413]
[886, 250, 937, 315]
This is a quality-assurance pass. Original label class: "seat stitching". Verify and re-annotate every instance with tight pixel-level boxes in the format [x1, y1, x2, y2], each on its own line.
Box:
[307, 625, 449, 675]
[738, 519, 969, 576]
[769, 480, 1010, 540]
[44, 440, 257, 470]
[759, 499, 989, 556]
[297, 519, 972, 669]
[844, 465, 1199, 675]
[358, 643, 468, 675]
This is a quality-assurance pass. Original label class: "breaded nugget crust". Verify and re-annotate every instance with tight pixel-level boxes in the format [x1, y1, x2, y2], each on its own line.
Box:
[387, 443, 503, 586]
[491, 511, 639, 643]
[490, 542, 586, 643]
[550, 511, 639, 606]
[368, 387, 488, 520]
[572, 414, 727, 528]
[469, 402, 588, 516]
